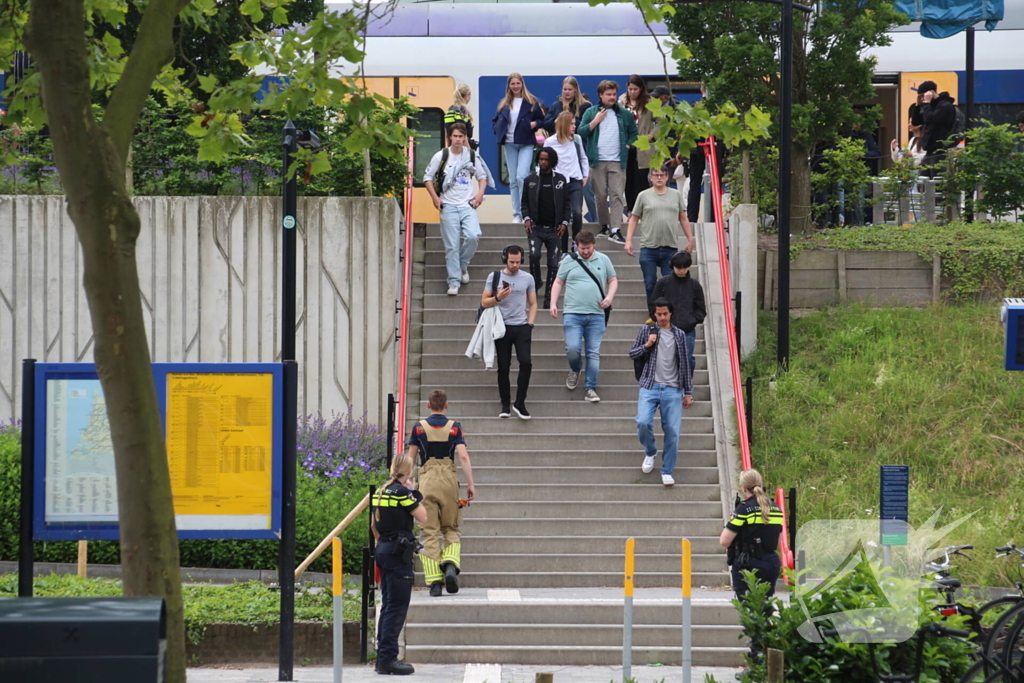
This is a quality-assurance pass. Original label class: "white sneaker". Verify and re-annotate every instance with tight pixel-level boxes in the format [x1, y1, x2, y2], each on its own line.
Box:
[642, 456, 655, 474]
[447, 284, 459, 296]
[461, 269, 470, 284]
[661, 473, 675, 487]
[584, 389, 600, 403]
[565, 371, 579, 390]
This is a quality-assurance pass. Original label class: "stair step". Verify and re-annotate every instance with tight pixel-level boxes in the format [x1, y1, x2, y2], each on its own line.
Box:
[422, 293, 661, 311]
[424, 234, 700, 254]
[421, 368, 710, 387]
[421, 352, 708, 371]
[467, 466, 720, 485]
[470, 483, 720, 501]
[423, 248, 691, 269]
[464, 501, 722, 519]
[405, 623, 741, 648]
[437, 416, 713, 435]
[440, 399, 713, 418]
[420, 323, 704, 344]
[406, 600, 737, 624]
[450, 553, 726, 573]
[460, 517, 726, 537]
[457, 536, 727, 554]
[425, 278, 659, 297]
[435, 571, 731, 589]
[417, 384, 712, 402]
[403, 644, 744, 667]
[467, 452, 718, 469]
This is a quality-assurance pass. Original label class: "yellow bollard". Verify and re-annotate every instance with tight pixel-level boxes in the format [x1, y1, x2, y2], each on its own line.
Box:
[681, 539, 692, 683]
[622, 538, 635, 683]
[332, 537, 343, 683]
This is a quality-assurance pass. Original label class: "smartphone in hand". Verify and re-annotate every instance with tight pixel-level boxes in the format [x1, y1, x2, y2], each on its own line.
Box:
[502, 281, 511, 290]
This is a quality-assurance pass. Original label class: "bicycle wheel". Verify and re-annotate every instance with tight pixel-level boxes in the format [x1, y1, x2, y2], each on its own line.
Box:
[984, 602, 1024, 668]
[977, 596, 1024, 648]
[1000, 608, 1024, 679]
[959, 659, 1006, 683]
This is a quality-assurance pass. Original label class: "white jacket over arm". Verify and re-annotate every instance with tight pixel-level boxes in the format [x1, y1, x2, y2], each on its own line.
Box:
[465, 306, 506, 369]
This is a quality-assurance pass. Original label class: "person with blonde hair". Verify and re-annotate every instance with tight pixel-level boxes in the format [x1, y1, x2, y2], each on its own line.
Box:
[492, 73, 545, 223]
[371, 451, 428, 675]
[542, 77, 598, 224]
[544, 110, 589, 251]
[446, 84, 476, 148]
[719, 469, 784, 600]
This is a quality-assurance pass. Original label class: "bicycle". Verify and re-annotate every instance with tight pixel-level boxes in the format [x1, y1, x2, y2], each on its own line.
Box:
[972, 544, 1024, 681]
[820, 623, 974, 683]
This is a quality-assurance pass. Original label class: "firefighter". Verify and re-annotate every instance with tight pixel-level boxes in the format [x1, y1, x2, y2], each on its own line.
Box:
[720, 468, 784, 600]
[405, 389, 476, 597]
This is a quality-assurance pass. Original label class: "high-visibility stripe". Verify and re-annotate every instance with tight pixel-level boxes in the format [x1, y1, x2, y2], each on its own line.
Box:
[441, 543, 461, 567]
[421, 556, 443, 584]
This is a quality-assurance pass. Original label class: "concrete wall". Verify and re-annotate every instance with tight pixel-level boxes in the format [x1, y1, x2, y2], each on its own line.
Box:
[0, 195, 400, 426]
[758, 250, 942, 309]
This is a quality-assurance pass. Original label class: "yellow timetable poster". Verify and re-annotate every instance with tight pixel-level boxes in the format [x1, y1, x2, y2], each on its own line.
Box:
[166, 373, 274, 530]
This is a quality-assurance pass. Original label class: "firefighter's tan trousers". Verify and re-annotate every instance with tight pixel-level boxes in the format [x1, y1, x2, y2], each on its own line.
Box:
[418, 458, 461, 585]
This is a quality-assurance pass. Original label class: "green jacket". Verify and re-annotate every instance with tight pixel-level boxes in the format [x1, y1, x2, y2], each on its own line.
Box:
[579, 104, 639, 170]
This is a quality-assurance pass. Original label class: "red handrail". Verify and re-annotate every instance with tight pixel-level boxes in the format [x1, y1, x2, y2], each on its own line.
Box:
[395, 137, 415, 455]
[702, 137, 752, 471]
[703, 137, 795, 572]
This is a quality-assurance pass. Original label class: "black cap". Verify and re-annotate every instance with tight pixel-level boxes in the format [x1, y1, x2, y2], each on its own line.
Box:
[650, 85, 671, 98]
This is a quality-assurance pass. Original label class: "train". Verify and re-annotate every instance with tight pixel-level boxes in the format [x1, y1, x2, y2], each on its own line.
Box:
[337, 1, 1024, 223]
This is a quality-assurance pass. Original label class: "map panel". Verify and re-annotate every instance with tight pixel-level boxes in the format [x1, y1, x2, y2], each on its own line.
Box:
[45, 379, 118, 523]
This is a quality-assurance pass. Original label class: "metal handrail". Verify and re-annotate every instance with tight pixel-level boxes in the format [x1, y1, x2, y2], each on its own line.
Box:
[294, 493, 370, 579]
[395, 137, 415, 456]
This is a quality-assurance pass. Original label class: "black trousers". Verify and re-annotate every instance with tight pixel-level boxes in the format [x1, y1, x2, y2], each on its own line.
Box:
[687, 160, 704, 224]
[625, 147, 650, 213]
[375, 541, 414, 665]
[529, 225, 562, 306]
[731, 551, 781, 601]
[495, 324, 533, 408]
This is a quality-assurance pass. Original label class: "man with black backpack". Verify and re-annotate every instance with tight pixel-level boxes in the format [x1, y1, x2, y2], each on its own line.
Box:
[424, 123, 488, 296]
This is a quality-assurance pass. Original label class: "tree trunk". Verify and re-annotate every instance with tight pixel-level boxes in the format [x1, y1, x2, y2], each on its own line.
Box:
[790, 143, 813, 234]
[25, 3, 186, 682]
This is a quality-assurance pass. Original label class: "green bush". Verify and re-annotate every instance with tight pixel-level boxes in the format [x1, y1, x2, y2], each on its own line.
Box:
[730, 562, 974, 683]
[0, 425, 381, 575]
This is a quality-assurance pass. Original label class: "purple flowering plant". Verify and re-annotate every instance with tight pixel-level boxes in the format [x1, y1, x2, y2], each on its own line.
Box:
[297, 408, 387, 486]
[0, 418, 20, 437]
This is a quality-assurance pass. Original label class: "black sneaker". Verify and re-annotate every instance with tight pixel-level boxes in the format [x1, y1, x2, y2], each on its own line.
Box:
[429, 581, 443, 597]
[443, 562, 460, 594]
[598, 224, 611, 237]
[377, 659, 415, 675]
[608, 230, 626, 244]
[512, 403, 532, 420]
[498, 405, 511, 418]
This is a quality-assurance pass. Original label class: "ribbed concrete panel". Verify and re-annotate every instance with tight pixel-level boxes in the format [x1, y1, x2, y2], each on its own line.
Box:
[0, 195, 399, 425]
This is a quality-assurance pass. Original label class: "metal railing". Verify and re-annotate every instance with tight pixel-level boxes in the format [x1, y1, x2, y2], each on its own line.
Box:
[394, 137, 416, 457]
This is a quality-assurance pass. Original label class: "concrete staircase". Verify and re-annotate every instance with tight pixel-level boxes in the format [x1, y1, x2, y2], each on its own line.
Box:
[401, 222, 744, 666]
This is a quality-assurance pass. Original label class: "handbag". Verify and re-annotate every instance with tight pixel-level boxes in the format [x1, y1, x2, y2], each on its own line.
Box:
[568, 253, 611, 326]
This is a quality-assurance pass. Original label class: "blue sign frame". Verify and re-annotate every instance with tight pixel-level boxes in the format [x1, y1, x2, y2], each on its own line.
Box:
[33, 362, 284, 541]
[880, 465, 910, 546]
[1003, 299, 1024, 371]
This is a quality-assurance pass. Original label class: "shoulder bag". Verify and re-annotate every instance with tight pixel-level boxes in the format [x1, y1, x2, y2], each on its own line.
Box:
[568, 253, 611, 326]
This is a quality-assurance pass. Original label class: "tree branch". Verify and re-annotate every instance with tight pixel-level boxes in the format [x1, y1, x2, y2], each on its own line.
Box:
[104, 0, 192, 165]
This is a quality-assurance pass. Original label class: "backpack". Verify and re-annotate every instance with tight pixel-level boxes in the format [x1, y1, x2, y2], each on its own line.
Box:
[434, 147, 477, 194]
[951, 106, 967, 140]
[633, 324, 657, 381]
[475, 270, 502, 323]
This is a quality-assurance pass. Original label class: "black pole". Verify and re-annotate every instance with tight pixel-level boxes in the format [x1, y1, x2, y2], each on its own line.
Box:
[744, 375, 753, 446]
[734, 291, 742, 350]
[282, 119, 298, 363]
[965, 27, 975, 131]
[18, 359, 36, 598]
[386, 393, 396, 471]
[777, 0, 794, 369]
[360, 482, 376, 664]
[788, 486, 797, 553]
[278, 360, 299, 681]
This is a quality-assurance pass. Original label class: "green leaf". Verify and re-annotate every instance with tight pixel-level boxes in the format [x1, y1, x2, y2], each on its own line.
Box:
[198, 74, 218, 94]
[310, 151, 332, 175]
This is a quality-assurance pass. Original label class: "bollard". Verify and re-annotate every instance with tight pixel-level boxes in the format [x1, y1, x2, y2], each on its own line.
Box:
[681, 539, 692, 683]
[332, 537, 343, 683]
[622, 538, 635, 682]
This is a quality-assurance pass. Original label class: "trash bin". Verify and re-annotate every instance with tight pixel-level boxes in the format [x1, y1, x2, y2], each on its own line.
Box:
[0, 597, 166, 681]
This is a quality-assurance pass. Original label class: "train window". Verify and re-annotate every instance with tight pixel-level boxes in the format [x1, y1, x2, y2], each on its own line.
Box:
[409, 107, 445, 188]
[969, 103, 1024, 129]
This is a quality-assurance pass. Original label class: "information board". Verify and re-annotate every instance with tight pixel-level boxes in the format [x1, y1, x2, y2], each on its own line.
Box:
[33, 363, 283, 540]
[880, 465, 909, 546]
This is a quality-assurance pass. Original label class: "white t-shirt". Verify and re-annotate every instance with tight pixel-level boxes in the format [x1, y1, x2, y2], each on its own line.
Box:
[505, 98, 524, 144]
[423, 148, 486, 207]
[543, 134, 588, 181]
[597, 110, 621, 162]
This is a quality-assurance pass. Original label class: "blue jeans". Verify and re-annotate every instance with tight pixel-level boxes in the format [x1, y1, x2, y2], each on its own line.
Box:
[439, 205, 481, 287]
[374, 541, 414, 665]
[504, 143, 534, 220]
[636, 383, 683, 475]
[582, 179, 598, 223]
[684, 329, 696, 376]
[563, 313, 606, 391]
[639, 246, 677, 302]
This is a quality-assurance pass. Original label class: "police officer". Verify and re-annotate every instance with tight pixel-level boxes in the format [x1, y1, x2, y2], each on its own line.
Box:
[405, 389, 476, 597]
[720, 468, 784, 600]
[371, 452, 427, 676]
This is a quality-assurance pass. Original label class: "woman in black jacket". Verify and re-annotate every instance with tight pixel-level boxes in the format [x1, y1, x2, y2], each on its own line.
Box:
[492, 73, 545, 223]
[541, 77, 597, 223]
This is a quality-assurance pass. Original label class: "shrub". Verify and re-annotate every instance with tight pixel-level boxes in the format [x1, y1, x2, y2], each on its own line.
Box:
[939, 121, 1024, 220]
[0, 414, 386, 576]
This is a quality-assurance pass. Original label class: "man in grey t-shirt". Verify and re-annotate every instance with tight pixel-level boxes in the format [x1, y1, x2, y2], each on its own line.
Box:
[480, 245, 537, 419]
[627, 298, 693, 487]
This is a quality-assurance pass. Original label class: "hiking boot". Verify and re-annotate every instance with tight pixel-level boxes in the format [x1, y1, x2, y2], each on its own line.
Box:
[443, 562, 460, 594]
[565, 371, 579, 390]
[429, 581, 443, 597]
[376, 659, 414, 675]
[584, 389, 601, 403]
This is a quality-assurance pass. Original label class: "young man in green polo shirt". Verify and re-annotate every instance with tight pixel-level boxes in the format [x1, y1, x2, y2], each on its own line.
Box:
[548, 231, 618, 403]
[623, 164, 694, 303]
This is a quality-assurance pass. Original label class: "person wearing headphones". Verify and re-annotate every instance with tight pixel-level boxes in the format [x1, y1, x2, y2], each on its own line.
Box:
[371, 452, 428, 675]
[480, 244, 537, 419]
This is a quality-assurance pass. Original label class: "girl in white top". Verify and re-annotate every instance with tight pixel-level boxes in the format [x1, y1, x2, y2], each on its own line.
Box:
[544, 110, 589, 251]
[891, 121, 926, 167]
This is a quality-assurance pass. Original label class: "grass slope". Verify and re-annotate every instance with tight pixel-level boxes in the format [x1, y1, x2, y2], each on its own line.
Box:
[744, 303, 1024, 587]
